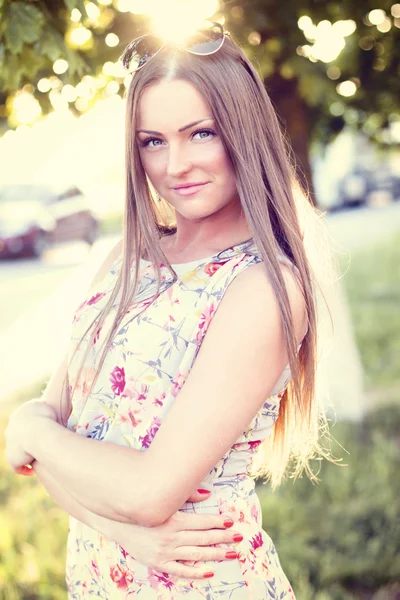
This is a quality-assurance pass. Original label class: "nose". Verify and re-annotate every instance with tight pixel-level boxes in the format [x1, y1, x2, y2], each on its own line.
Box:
[166, 144, 192, 178]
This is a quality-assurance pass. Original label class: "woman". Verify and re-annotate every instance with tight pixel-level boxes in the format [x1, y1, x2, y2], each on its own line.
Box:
[5, 23, 330, 599]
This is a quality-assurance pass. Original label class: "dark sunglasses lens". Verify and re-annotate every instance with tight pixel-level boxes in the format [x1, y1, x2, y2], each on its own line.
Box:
[186, 23, 224, 54]
[121, 35, 163, 72]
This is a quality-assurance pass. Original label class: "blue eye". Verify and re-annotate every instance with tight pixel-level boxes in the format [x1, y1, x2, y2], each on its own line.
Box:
[141, 138, 163, 148]
[139, 128, 216, 149]
[192, 129, 215, 140]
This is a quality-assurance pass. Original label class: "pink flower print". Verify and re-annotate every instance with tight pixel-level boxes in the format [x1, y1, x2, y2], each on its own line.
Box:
[109, 564, 133, 589]
[196, 302, 216, 343]
[110, 366, 126, 395]
[171, 372, 187, 398]
[91, 559, 100, 579]
[153, 393, 165, 407]
[251, 532, 264, 550]
[128, 409, 142, 428]
[148, 568, 175, 590]
[248, 440, 262, 452]
[120, 381, 148, 403]
[251, 503, 260, 522]
[204, 260, 228, 276]
[139, 417, 161, 449]
[87, 292, 106, 305]
[77, 365, 96, 396]
[136, 383, 148, 403]
[93, 326, 102, 344]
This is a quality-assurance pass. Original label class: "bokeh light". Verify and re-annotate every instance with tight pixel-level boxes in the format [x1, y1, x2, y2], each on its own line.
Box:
[49, 90, 69, 112]
[248, 31, 261, 46]
[53, 59, 69, 75]
[368, 9, 386, 25]
[85, 2, 100, 21]
[377, 17, 392, 32]
[297, 17, 356, 63]
[12, 91, 42, 125]
[105, 33, 119, 47]
[327, 66, 341, 80]
[336, 80, 357, 97]
[70, 8, 82, 22]
[359, 36, 375, 50]
[61, 85, 78, 103]
[106, 81, 120, 96]
[330, 101, 345, 116]
[37, 78, 52, 93]
[69, 26, 93, 47]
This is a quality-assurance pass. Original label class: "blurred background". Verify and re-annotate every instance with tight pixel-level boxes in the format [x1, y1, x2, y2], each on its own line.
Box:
[0, 0, 399, 598]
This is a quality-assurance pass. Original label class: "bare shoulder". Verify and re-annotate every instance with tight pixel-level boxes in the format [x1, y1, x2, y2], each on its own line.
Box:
[220, 261, 307, 344]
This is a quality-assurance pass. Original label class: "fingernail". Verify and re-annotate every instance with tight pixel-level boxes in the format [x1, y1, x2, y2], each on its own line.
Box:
[233, 534, 243, 542]
[197, 488, 211, 494]
[225, 551, 238, 559]
[224, 518, 234, 528]
[203, 571, 214, 578]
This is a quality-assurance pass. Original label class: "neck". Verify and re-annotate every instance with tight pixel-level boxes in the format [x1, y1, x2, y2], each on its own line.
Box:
[168, 203, 252, 257]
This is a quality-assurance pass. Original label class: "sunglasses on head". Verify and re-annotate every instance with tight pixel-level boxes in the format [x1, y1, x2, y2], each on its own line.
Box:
[120, 21, 230, 74]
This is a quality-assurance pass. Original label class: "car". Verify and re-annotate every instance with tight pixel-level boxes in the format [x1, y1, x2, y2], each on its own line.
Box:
[0, 183, 98, 258]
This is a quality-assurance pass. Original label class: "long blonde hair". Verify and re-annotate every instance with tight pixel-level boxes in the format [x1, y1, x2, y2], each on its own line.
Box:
[63, 37, 336, 488]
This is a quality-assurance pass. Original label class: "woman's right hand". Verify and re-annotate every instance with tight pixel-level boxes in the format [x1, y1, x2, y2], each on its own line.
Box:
[113, 492, 242, 579]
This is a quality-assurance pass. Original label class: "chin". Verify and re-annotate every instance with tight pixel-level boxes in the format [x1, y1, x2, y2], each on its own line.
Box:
[174, 205, 223, 221]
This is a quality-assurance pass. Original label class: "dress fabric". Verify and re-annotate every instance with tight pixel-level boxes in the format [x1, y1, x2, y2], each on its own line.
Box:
[65, 239, 298, 599]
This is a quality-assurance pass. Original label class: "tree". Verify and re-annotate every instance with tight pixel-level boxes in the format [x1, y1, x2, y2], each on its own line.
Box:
[225, 0, 400, 195]
[0, 0, 399, 198]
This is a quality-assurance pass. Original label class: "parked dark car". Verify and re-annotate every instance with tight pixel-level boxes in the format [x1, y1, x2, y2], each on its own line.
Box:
[336, 168, 400, 209]
[0, 184, 98, 258]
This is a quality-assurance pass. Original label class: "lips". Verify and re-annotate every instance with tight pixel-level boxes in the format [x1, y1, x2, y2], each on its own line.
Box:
[171, 182, 209, 196]
[172, 182, 208, 190]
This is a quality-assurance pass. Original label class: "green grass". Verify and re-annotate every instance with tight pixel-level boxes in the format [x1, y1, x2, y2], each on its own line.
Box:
[0, 390, 68, 599]
[98, 211, 123, 235]
[339, 233, 400, 398]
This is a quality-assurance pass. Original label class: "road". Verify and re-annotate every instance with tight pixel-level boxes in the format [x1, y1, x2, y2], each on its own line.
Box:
[1, 202, 399, 403]
[0, 236, 119, 400]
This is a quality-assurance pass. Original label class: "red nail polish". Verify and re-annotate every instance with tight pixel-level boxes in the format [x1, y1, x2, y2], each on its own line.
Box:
[197, 488, 211, 494]
[233, 534, 243, 542]
[225, 551, 238, 559]
[203, 571, 214, 578]
[224, 518, 234, 528]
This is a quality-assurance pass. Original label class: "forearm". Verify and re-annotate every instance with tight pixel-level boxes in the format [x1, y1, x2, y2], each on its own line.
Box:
[32, 459, 138, 544]
[25, 419, 155, 525]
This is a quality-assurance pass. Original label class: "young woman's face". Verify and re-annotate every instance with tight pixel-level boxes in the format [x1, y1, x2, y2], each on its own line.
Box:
[136, 79, 240, 221]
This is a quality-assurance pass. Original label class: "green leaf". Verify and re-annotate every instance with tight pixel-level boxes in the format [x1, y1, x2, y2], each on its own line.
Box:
[36, 27, 65, 62]
[0, 42, 4, 68]
[0, 47, 46, 92]
[64, 46, 89, 78]
[3, 2, 45, 54]
[0, 52, 23, 90]
[20, 46, 46, 80]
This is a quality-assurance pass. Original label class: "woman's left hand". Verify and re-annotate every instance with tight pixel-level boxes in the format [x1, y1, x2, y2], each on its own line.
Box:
[4, 399, 58, 475]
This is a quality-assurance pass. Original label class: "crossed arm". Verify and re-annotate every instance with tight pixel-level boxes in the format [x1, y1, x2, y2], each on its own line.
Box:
[6, 262, 306, 529]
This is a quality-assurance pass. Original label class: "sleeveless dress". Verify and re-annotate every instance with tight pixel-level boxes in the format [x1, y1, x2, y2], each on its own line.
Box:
[65, 238, 300, 599]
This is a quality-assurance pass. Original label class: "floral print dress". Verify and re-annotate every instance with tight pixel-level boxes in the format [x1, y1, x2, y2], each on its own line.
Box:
[66, 238, 299, 599]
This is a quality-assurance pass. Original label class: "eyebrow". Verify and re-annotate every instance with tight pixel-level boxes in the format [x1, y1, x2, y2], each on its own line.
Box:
[137, 118, 213, 136]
